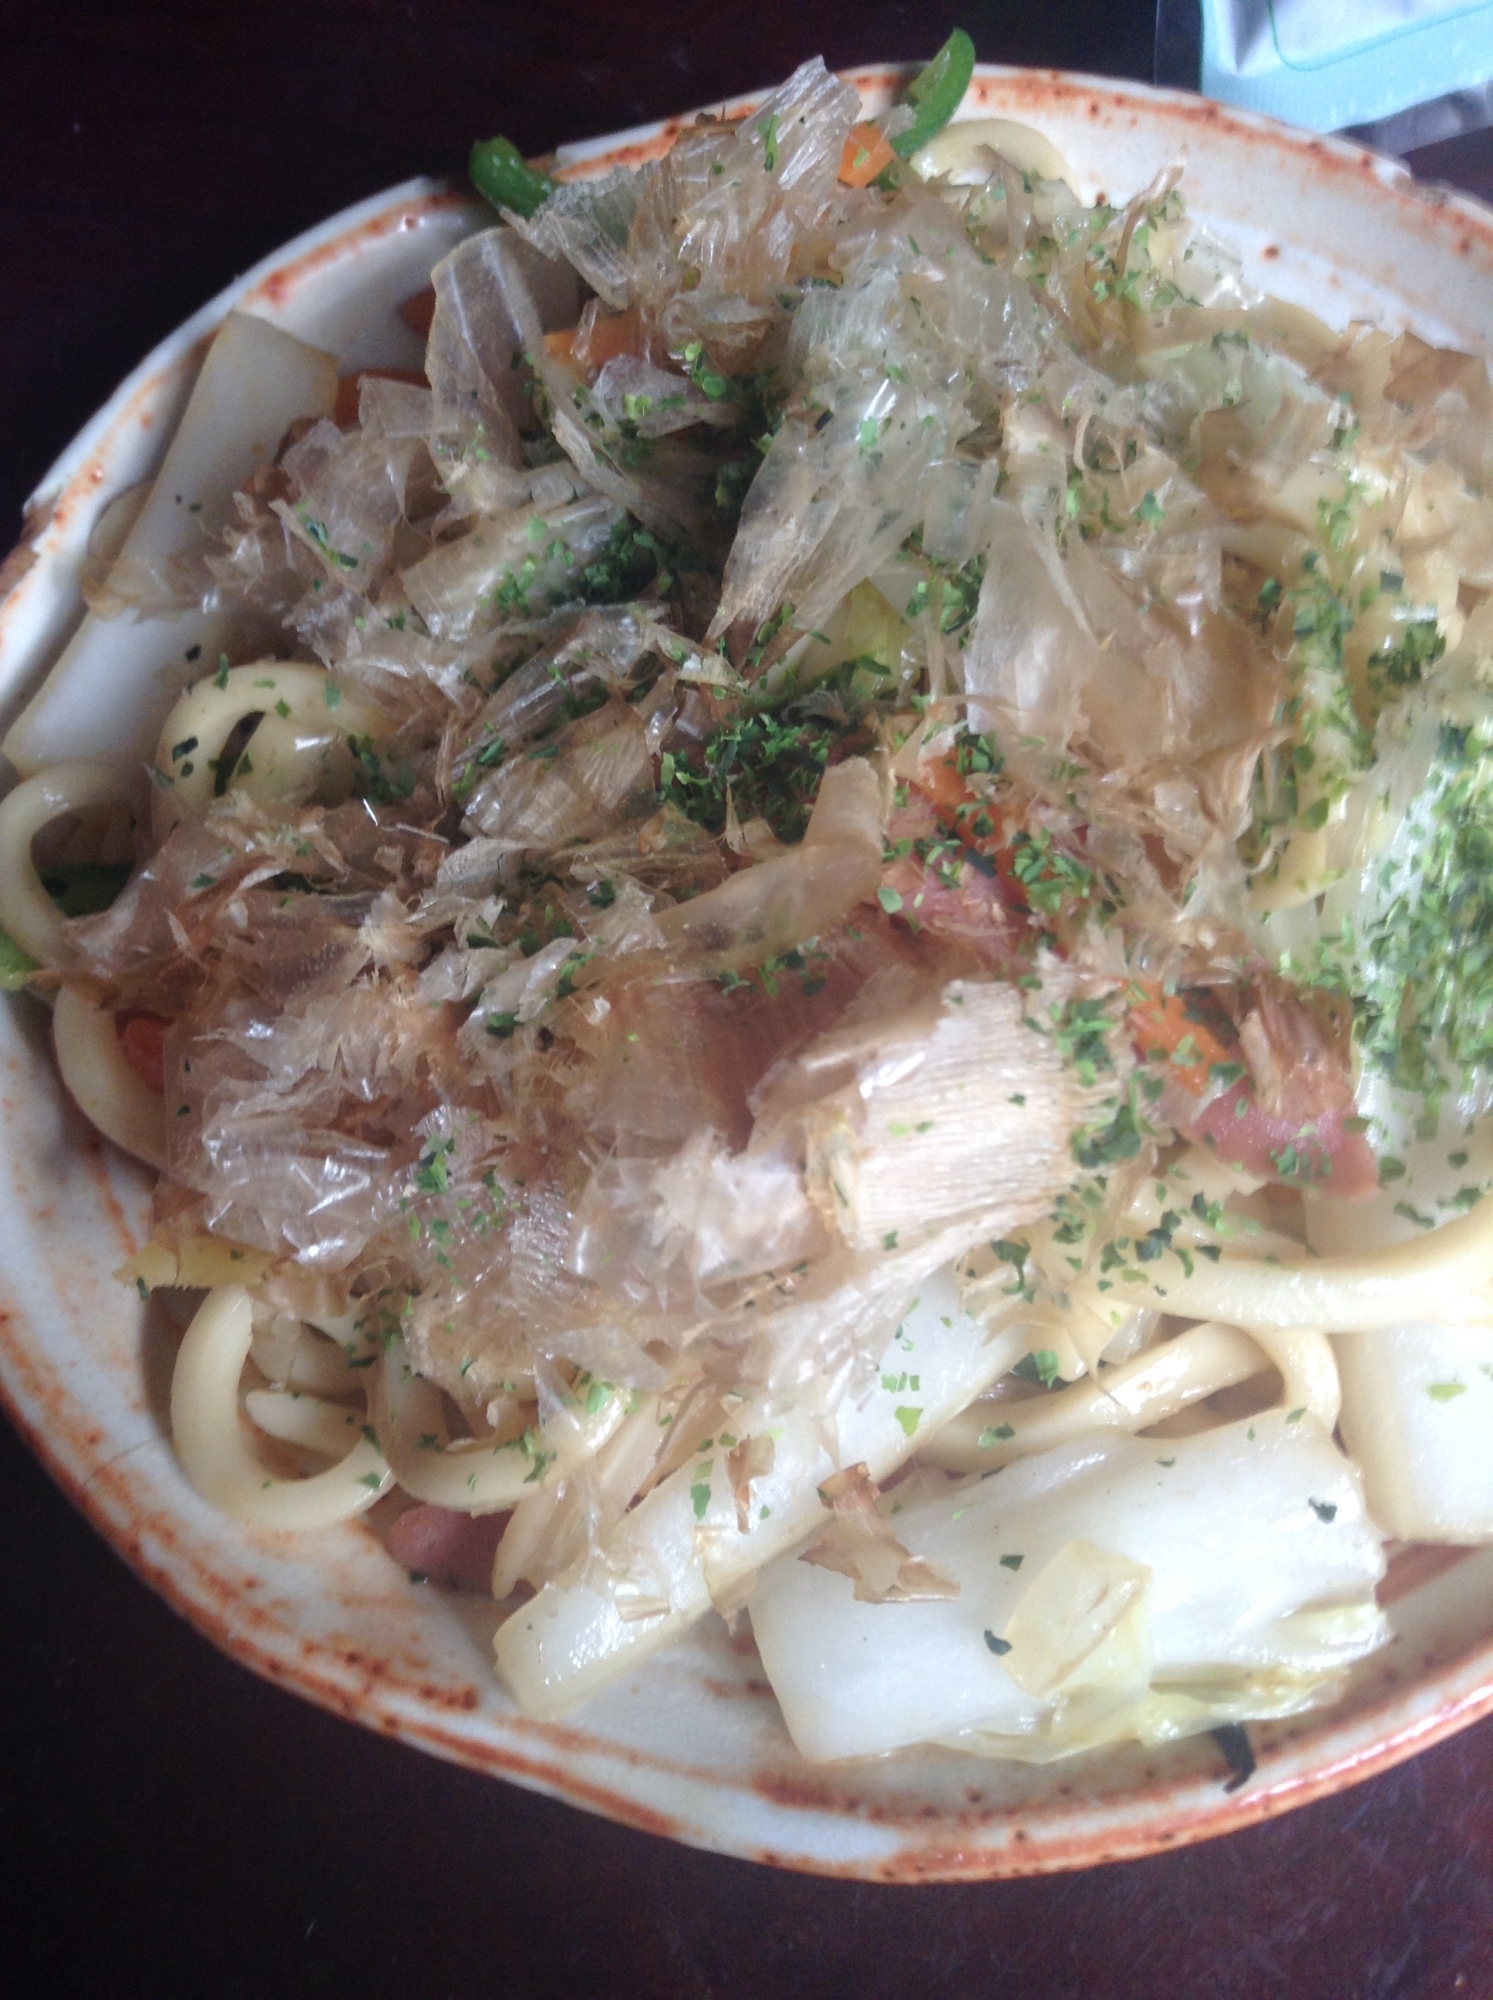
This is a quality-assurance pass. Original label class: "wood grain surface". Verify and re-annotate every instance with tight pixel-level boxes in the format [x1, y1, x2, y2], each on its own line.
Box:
[3, 5, 1492, 1995]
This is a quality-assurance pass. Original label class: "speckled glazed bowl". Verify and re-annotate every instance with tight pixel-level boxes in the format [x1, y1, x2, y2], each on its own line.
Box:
[3, 66, 1493, 1881]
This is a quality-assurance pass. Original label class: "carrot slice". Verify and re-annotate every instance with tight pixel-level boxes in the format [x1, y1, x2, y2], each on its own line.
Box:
[839, 123, 896, 188]
[910, 751, 1019, 896]
[571, 304, 648, 377]
[1127, 984, 1237, 1098]
[543, 307, 651, 380]
[914, 748, 978, 820]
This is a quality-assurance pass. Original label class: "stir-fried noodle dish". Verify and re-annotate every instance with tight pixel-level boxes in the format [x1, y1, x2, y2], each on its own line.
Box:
[9, 43, 1493, 1762]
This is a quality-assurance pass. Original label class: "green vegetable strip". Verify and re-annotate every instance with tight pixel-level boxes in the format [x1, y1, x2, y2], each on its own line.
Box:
[889, 28, 977, 159]
[469, 137, 558, 220]
[0, 925, 38, 991]
[472, 40, 972, 213]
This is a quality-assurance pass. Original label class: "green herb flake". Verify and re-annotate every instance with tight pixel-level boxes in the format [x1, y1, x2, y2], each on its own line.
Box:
[1013, 1348, 1061, 1389]
[1427, 1380, 1468, 1402]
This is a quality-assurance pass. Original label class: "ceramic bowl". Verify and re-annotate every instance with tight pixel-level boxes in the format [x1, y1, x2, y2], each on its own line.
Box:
[2, 65, 1493, 1881]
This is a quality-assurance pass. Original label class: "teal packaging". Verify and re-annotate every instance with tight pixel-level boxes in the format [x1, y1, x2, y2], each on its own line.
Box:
[1199, 0, 1493, 133]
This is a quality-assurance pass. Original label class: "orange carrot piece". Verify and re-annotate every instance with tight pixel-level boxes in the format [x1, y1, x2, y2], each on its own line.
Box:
[571, 304, 648, 377]
[544, 307, 650, 381]
[1127, 984, 1237, 1097]
[910, 752, 1023, 907]
[839, 123, 896, 188]
[914, 750, 978, 819]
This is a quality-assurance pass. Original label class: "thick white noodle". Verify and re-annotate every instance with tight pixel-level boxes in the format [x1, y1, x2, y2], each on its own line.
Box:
[51, 984, 168, 1169]
[285, 1324, 369, 1399]
[368, 1330, 626, 1515]
[171, 1287, 392, 1528]
[0, 761, 136, 964]
[912, 116, 1078, 191]
[151, 662, 380, 838]
[243, 1387, 365, 1458]
[1243, 1325, 1341, 1431]
[369, 1332, 548, 1513]
[914, 1321, 1270, 1472]
[1125, 1198, 1493, 1331]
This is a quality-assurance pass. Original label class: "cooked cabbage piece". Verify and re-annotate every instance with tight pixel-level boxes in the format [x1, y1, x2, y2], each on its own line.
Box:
[749, 1410, 1387, 1762]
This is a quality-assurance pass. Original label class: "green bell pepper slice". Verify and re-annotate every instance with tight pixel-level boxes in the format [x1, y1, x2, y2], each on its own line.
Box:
[469, 137, 558, 220]
[889, 28, 977, 160]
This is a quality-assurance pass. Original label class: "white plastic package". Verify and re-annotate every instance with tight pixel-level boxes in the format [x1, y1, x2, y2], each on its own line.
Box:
[1178, 0, 1493, 139]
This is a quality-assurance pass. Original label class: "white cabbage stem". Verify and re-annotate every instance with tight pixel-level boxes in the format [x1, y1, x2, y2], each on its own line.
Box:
[750, 1410, 1388, 1765]
[491, 1391, 666, 1600]
[802, 975, 1107, 1256]
[171, 1287, 391, 1529]
[1335, 1321, 1493, 1542]
[493, 1266, 1028, 1718]
[491, 1486, 566, 1602]
[4, 313, 338, 775]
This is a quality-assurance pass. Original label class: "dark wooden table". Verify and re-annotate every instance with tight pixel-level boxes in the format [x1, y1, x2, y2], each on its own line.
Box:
[4, 6, 1493, 1994]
